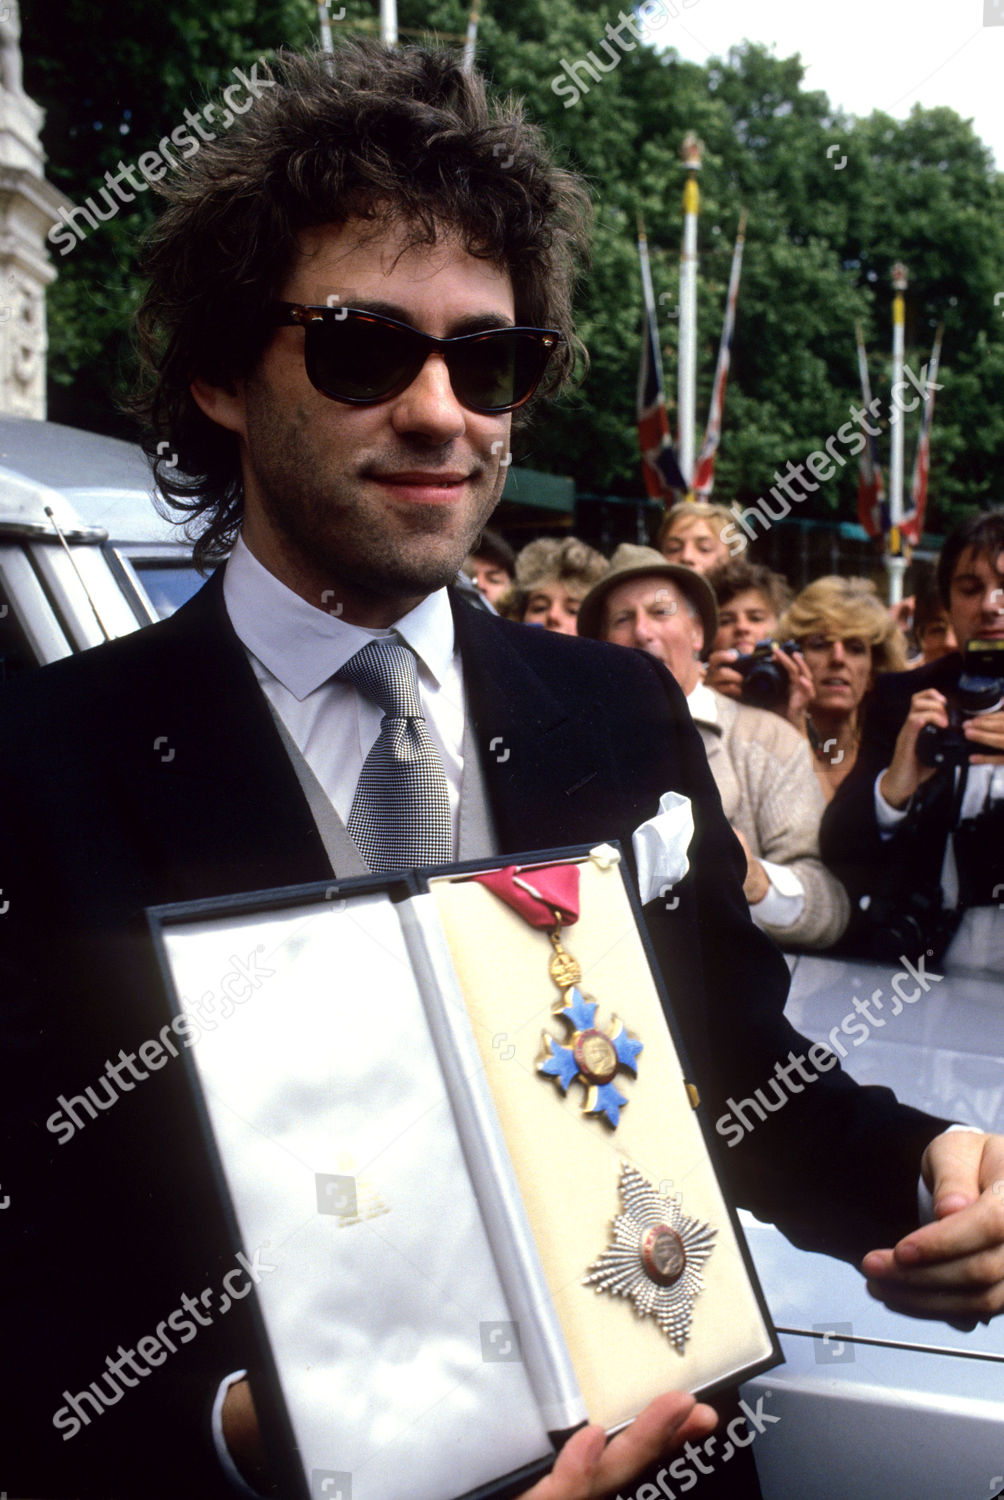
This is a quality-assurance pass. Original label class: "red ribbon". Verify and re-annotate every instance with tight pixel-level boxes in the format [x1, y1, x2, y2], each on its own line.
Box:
[472, 863, 580, 929]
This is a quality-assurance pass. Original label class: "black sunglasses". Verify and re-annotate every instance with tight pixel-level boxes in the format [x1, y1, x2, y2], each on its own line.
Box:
[273, 302, 563, 414]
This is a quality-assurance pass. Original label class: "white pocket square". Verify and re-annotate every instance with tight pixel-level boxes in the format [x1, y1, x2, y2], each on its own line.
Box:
[632, 791, 694, 905]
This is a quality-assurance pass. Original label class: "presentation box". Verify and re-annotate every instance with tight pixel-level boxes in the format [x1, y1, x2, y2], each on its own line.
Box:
[147, 845, 779, 1500]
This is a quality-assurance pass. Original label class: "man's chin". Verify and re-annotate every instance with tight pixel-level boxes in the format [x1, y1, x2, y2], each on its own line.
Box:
[348, 550, 470, 604]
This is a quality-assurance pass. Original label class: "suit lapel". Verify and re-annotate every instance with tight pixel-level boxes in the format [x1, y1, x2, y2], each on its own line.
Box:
[126, 571, 334, 902]
[453, 602, 636, 858]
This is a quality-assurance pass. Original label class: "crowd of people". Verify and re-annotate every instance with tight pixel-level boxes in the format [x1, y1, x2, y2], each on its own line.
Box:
[465, 501, 1004, 964]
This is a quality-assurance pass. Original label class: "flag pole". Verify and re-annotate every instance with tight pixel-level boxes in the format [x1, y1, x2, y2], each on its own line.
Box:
[677, 133, 702, 496]
[316, 0, 335, 64]
[380, 0, 398, 45]
[885, 262, 908, 606]
[461, 0, 481, 72]
[692, 209, 746, 498]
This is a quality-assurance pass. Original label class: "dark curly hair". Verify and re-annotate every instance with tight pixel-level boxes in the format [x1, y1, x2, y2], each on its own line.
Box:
[706, 557, 791, 619]
[129, 43, 592, 568]
[935, 508, 1004, 607]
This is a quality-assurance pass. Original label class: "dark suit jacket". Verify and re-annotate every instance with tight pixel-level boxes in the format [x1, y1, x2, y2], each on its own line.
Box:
[0, 573, 944, 1497]
[820, 654, 963, 915]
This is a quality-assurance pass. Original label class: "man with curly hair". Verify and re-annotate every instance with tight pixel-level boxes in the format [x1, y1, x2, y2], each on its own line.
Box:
[3, 42, 1004, 1500]
[821, 509, 1004, 966]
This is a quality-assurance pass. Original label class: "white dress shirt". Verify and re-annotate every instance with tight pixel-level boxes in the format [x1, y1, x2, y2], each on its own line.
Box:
[874, 762, 1004, 971]
[222, 534, 466, 845]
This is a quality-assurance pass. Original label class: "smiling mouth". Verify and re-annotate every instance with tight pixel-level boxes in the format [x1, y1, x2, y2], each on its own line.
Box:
[370, 470, 471, 485]
[367, 470, 475, 503]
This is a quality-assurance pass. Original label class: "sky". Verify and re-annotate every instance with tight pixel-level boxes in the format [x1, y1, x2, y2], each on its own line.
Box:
[655, 0, 1004, 168]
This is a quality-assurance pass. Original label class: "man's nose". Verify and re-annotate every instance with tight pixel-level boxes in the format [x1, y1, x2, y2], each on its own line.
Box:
[390, 351, 467, 440]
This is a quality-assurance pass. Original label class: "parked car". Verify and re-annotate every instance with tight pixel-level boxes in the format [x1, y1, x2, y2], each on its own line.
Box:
[742, 950, 1004, 1500]
[0, 416, 203, 685]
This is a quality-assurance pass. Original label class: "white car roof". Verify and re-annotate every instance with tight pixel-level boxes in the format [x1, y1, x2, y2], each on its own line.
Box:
[0, 417, 190, 545]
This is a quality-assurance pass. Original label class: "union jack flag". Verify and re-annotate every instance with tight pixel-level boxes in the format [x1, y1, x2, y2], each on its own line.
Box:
[637, 225, 689, 498]
[900, 328, 943, 546]
[854, 323, 888, 538]
[693, 213, 746, 498]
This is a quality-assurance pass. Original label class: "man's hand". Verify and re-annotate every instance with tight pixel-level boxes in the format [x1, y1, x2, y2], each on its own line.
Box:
[731, 826, 770, 906]
[862, 1130, 1004, 1320]
[224, 1380, 717, 1500]
[518, 1393, 717, 1500]
[222, 1376, 271, 1490]
[963, 705, 1004, 764]
[878, 687, 948, 809]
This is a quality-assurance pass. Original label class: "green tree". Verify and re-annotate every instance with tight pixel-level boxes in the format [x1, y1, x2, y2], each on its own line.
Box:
[22, 4, 1004, 534]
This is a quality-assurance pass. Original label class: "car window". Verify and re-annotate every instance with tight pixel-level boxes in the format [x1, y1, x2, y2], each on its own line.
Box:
[132, 563, 205, 619]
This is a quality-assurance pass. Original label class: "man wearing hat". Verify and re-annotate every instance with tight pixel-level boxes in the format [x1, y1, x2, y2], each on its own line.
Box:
[578, 545, 849, 950]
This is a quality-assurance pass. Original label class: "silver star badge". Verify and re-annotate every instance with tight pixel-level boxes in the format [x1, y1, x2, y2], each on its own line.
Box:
[583, 1162, 716, 1353]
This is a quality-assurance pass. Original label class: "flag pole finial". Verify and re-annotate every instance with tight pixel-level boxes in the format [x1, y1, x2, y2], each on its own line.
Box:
[681, 132, 703, 171]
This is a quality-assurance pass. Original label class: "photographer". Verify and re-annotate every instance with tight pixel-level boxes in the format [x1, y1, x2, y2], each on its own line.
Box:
[820, 510, 1004, 968]
[705, 558, 814, 727]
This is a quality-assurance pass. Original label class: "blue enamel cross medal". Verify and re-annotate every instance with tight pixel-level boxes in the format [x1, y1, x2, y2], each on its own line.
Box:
[537, 925, 643, 1129]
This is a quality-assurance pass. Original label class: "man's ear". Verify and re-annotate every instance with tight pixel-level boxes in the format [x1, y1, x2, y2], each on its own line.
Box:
[190, 375, 247, 438]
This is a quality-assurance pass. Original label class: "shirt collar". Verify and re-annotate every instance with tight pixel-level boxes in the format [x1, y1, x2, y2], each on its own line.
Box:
[687, 679, 722, 730]
[223, 532, 456, 701]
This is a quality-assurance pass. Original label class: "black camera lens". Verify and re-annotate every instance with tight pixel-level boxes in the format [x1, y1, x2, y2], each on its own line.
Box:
[740, 660, 788, 709]
[733, 639, 792, 711]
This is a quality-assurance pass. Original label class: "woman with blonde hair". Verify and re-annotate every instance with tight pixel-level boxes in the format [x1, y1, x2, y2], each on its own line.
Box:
[780, 575, 908, 799]
[657, 500, 737, 574]
[497, 535, 608, 635]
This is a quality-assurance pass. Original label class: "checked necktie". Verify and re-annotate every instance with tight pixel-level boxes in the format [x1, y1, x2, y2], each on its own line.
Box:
[337, 638, 452, 872]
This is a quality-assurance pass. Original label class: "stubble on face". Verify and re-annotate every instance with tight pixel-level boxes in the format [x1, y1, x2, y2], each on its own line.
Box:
[239, 371, 506, 613]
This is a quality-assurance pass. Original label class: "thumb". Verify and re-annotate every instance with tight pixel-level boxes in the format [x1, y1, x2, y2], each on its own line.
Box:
[524, 1424, 606, 1500]
[922, 1130, 987, 1219]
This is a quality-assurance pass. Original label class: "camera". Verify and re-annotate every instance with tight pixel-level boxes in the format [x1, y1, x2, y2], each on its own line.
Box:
[732, 639, 800, 711]
[849, 887, 962, 967]
[916, 640, 1004, 768]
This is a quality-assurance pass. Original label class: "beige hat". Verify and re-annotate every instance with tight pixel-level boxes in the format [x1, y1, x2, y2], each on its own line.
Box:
[576, 543, 718, 650]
